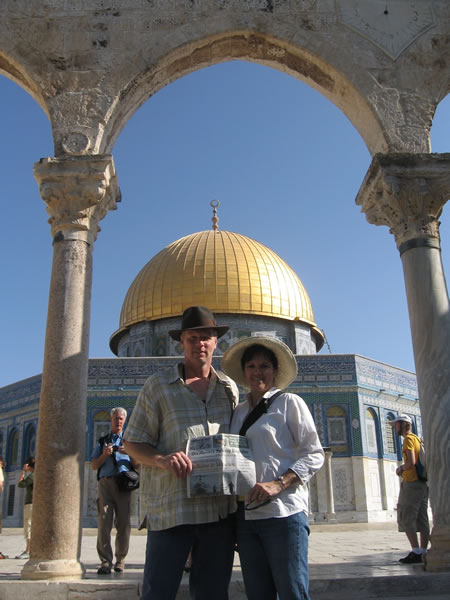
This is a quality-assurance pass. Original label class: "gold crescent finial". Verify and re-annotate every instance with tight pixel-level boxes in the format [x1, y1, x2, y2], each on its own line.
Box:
[211, 199, 220, 231]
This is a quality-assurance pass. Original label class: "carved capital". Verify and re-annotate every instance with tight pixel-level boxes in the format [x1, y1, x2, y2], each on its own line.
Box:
[34, 156, 121, 243]
[356, 154, 450, 253]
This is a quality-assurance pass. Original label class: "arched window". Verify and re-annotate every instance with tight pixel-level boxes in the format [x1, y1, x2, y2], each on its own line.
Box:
[385, 412, 399, 457]
[23, 423, 36, 462]
[365, 408, 380, 456]
[325, 405, 348, 454]
[8, 428, 19, 467]
[92, 410, 112, 452]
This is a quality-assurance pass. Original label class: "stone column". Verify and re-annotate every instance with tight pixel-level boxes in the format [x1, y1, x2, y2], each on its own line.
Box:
[21, 156, 120, 580]
[324, 449, 337, 522]
[357, 153, 450, 572]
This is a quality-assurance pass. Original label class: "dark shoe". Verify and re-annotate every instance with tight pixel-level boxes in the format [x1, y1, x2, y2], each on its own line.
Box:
[97, 565, 112, 575]
[114, 562, 124, 573]
[399, 551, 422, 564]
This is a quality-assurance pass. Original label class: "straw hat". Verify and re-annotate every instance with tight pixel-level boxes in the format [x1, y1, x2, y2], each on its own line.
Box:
[168, 306, 229, 341]
[221, 336, 298, 390]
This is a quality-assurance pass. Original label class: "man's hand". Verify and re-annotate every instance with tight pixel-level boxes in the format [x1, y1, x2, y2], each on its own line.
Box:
[102, 443, 115, 457]
[123, 440, 190, 477]
[159, 451, 192, 479]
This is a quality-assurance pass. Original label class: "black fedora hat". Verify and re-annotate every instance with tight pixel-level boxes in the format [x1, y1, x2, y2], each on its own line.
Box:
[168, 306, 229, 341]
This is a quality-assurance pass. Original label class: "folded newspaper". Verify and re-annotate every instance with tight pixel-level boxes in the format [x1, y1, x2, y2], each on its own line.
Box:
[186, 433, 256, 498]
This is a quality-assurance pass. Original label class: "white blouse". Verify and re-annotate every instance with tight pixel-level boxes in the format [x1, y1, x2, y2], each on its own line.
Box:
[231, 387, 324, 520]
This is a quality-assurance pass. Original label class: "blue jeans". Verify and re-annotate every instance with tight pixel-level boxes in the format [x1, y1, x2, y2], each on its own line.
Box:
[141, 516, 235, 600]
[237, 504, 310, 600]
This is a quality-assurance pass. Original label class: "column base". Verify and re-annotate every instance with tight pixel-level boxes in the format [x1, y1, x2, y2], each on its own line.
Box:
[325, 512, 338, 523]
[21, 558, 85, 580]
[424, 525, 450, 572]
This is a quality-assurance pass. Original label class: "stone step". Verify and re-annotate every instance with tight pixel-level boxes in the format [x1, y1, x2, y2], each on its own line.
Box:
[0, 571, 449, 600]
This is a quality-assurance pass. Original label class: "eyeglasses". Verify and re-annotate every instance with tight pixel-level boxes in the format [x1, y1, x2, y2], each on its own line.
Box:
[244, 498, 271, 511]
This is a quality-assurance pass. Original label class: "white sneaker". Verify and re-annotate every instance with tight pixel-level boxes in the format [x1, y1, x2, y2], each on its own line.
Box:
[15, 551, 30, 559]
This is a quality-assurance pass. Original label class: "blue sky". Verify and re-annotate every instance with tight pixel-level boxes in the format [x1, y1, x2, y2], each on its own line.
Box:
[1, 60, 449, 388]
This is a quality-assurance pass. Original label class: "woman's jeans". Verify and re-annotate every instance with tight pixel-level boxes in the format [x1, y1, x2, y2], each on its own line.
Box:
[237, 504, 311, 600]
[141, 516, 235, 600]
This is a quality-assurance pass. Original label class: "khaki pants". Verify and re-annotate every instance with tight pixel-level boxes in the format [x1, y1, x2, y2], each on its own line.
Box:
[23, 503, 33, 542]
[96, 477, 131, 567]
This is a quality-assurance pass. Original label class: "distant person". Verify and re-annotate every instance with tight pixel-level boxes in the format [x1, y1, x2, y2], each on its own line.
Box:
[16, 456, 35, 559]
[389, 414, 429, 563]
[91, 407, 138, 575]
[0, 456, 7, 559]
[124, 306, 239, 600]
[222, 336, 324, 600]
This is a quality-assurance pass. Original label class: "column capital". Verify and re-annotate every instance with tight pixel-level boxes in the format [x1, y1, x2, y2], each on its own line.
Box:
[34, 155, 121, 244]
[356, 153, 450, 254]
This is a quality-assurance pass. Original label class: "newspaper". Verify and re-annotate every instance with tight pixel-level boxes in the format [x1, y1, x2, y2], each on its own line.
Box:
[186, 433, 256, 498]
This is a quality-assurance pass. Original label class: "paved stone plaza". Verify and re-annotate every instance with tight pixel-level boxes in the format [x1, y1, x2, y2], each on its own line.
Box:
[0, 523, 448, 599]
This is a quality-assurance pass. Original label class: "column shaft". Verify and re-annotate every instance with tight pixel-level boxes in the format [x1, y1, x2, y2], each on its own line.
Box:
[21, 155, 120, 580]
[356, 152, 450, 572]
[401, 244, 450, 571]
[22, 235, 92, 579]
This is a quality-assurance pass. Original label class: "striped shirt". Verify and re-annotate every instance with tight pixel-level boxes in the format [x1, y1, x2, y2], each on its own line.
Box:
[124, 363, 239, 531]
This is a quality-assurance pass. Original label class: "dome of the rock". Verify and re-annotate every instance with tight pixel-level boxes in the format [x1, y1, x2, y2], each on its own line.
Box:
[110, 229, 324, 355]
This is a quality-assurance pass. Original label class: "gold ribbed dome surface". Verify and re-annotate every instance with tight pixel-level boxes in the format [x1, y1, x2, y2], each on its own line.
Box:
[118, 230, 317, 329]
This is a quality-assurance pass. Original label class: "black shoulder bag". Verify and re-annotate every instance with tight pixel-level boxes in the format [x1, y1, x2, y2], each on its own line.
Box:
[239, 391, 283, 436]
[113, 452, 140, 493]
[97, 433, 140, 492]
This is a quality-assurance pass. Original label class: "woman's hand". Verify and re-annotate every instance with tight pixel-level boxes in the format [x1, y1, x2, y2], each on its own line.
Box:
[247, 471, 300, 505]
[247, 480, 283, 505]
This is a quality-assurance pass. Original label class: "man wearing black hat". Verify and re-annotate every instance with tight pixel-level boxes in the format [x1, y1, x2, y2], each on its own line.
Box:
[124, 306, 238, 600]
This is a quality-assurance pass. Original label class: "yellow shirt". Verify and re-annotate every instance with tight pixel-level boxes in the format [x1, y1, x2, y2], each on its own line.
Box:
[402, 433, 420, 482]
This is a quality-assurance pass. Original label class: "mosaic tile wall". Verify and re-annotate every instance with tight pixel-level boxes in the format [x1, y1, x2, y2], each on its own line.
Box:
[0, 353, 422, 525]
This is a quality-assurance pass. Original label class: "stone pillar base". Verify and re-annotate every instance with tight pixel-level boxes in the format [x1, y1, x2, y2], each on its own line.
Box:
[424, 526, 450, 572]
[21, 559, 85, 580]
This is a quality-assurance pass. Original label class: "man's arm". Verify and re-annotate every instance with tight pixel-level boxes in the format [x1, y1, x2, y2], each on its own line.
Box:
[396, 448, 416, 475]
[123, 440, 192, 479]
[91, 443, 114, 471]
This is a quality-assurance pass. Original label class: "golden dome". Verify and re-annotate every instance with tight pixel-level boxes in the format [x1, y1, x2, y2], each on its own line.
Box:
[112, 230, 321, 349]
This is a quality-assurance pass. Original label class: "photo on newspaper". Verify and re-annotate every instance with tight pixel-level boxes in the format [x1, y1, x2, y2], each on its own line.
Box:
[186, 433, 256, 498]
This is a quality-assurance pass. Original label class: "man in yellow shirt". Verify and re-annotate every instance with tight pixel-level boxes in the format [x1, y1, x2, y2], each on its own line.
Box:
[389, 414, 429, 564]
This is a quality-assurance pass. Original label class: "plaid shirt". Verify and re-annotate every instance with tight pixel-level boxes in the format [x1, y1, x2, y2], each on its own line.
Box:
[124, 364, 239, 530]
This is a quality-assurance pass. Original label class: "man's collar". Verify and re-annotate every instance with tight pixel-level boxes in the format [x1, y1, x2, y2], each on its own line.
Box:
[168, 362, 225, 384]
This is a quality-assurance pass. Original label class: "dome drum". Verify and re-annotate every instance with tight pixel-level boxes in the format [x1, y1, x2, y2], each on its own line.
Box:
[112, 313, 321, 359]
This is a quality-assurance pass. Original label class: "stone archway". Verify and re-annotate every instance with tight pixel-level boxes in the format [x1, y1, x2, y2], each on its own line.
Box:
[0, 1, 448, 577]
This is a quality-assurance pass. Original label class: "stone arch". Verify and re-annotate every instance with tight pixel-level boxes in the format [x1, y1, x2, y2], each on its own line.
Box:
[99, 32, 388, 157]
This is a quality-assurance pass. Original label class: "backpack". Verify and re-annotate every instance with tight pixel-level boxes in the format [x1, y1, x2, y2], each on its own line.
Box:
[413, 434, 427, 482]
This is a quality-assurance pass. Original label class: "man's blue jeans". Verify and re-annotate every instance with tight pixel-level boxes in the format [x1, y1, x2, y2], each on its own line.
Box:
[141, 516, 235, 600]
[236, 505, 310, 600]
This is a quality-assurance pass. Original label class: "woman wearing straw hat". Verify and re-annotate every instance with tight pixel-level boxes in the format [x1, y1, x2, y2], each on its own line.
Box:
[222, 337, 324, 600]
